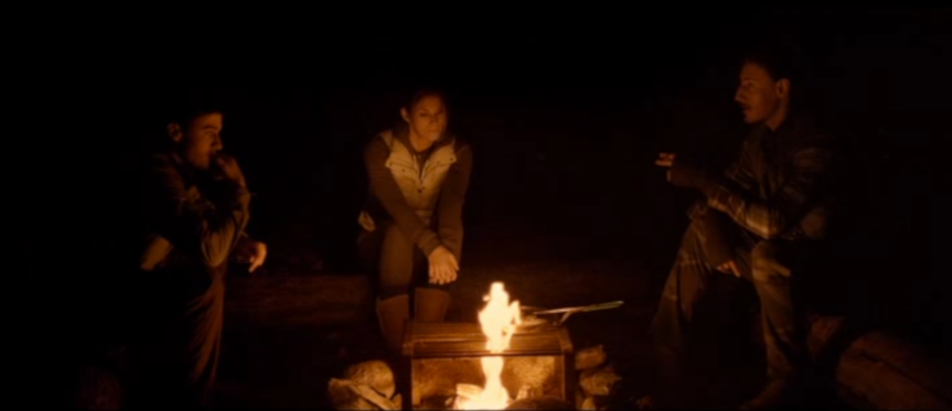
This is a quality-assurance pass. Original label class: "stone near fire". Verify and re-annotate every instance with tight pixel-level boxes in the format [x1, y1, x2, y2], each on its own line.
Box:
[327, 360, 401, 410]
[579, 396, 597, 410]
[327, 378, 371, 410]
[327, 378, 401, 410]
[579, 363, 622, 397]
[505, 395, 575, 410]
[574, 344, 607, 371]
[343, 360, 396, 399]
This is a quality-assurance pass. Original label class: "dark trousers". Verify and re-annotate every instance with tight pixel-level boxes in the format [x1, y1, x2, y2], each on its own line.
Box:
[650, 216, 818, 383]
[127, 263, 227, 409]
[358, 221, 450, 299]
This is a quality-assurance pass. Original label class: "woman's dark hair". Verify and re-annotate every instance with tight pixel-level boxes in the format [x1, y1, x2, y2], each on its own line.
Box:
[394, 88, 450, 134]
[404, 88, 447, 112]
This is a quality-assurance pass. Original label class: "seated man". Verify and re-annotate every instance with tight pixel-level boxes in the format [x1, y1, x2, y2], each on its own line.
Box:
[129, 97, 268, 409]
[651, 48, 835, 409]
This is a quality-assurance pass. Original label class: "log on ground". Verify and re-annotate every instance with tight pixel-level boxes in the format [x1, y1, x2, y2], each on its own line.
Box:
[834, 330, 952, 410]
[225, 275, 373, 328]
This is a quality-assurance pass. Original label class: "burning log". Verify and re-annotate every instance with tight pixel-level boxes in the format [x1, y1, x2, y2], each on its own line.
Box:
[410, 355, 560, 406]
[454, 383, 484, 403]
[453, 381, 545, 409]
[504, 396, 575, 409]
[411, 357, 483, 404]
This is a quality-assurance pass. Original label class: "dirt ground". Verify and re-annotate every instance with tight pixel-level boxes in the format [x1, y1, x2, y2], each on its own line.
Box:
[59, 219, 860, 410]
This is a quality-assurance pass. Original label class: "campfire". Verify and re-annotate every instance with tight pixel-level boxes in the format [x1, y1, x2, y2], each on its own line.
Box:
[328, 282, 628, 410]
[456, 282, 523, 409]
[402, 282, 577, 410]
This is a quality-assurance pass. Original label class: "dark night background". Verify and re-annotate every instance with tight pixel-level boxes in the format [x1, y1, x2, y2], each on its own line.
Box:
[17, 4, 950, 403]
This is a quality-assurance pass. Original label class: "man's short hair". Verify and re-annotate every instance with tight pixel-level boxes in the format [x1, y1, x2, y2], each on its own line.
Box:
[141, 91, 225, 153]
[743, 44, 804, 85]
[742, 42, 813, 112]
[165, 92, 225, 130]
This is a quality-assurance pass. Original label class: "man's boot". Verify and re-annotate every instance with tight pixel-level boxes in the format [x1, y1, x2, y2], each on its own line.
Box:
[377, 294, 411, 354]
[414, 288, 451, 323]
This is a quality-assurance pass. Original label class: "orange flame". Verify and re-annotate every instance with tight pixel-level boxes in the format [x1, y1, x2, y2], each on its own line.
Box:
[459, 282, 521, 410]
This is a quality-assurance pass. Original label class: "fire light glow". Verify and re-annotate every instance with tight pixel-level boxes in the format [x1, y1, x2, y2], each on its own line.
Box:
[458, 282, 522, 410]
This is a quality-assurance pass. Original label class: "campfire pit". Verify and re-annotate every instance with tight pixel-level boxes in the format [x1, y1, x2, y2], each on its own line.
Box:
[401, 321, 575, 409]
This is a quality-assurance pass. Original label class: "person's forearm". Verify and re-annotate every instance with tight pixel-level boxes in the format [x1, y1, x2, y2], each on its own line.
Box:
[200, 184, 251, 265]
[179, 183, 251, 266]
[149, 156, 251, 267]
[707, 146, 831, 239]
[436, 145, 473, 260]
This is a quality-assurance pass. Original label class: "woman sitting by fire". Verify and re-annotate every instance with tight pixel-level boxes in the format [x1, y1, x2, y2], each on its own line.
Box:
[357, 88, 474, 353]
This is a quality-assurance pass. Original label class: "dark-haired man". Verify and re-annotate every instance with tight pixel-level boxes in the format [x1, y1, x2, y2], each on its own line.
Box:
[650, 50, 835, 409]
[131, 103, 267, 408]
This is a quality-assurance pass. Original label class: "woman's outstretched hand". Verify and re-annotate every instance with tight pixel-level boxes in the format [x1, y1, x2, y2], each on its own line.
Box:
[427, 245, 459, 285]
